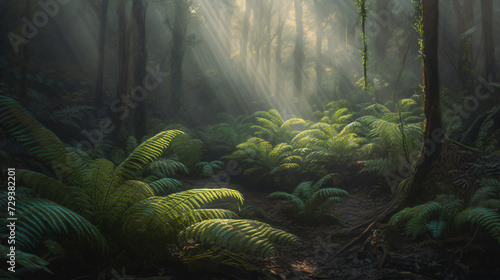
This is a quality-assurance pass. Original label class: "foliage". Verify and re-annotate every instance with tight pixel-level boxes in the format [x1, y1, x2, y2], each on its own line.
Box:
[0, 97, 300, 273]
[223, 137, 302, 188]
[267, 173, 349, 221]
[389, 179, 500, 242]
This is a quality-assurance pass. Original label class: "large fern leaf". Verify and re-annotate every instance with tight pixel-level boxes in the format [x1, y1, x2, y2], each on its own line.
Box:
[179, 219, 300, 258]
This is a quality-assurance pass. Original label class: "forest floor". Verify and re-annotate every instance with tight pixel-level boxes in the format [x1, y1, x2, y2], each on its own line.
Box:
[179, 179, 472, 280]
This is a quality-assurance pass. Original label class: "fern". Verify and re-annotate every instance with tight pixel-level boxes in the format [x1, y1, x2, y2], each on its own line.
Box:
[15, 198, 107, 253]
[267, 174, 349, 221]
[145, 158, 189, 177]
[116, 130, 184, 180]
[149, 178, 183, 195]
[455, 207, 500, 242]
[179, 219, 300, 258]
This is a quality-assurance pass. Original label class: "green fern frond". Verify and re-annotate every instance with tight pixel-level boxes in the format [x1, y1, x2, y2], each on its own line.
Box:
[0, 96, 87, 182]
[15, 198, 107, 253]
[179, 209, 239, 228]
[455, 207, 500, 242]
[292, 181, 315, 200]
[307, 188, 349, 206]
[312, 173, 338, 191]
[123, 188, 245, 237]
[149, 178, 183, 195]
[116, 130, 183, 180]
[179, 219, 299, 258]
[425, 220, 447, 239]
[267, 192, 305, 211]
[146, 158, 189, 177]
[16, 169, 88, 211]
[405, 201, 442, 239]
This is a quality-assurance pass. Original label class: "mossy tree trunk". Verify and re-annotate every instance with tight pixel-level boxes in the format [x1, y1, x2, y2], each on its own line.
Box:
[403, 0, 445, 205]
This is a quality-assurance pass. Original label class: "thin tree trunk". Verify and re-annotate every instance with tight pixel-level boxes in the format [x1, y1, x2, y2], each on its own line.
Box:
[293, 0, 304, 99]
[113, 0, 129, 140]
[95, 0, 109, 108]
[481, 0, 496, 79]
[170, 0, 188, 122]
[240, 0, 250, 66]
[132, 0, 147, 141]
[275, 13, 284, 97]
[405, 0, 444, 205]
[453, 0, 474, 93]
[313, 0, 324, 93]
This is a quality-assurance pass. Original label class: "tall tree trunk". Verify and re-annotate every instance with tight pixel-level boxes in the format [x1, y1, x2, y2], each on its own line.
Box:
[264, 0, 273, 81]
[481, 0, 496, 79]
[293, 0, 304, 99]
[313, 0, 324, 93]
[275, 13, 284, 97]
[405, 0, 444, 205]
[453, 0, 474, 94]
[170, 0, 188, 122]
[113, 0, 129, 141]
[132, 0, 147, 141]
[95, 0, 109, 108]
[240, 0, 250, 66]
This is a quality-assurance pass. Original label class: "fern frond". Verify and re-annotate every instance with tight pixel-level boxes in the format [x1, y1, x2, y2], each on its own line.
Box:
[149, 178, 183, 195]
[15, 198, 107, 253]
[116, 130, 183, 180]
[455, 207, 500, 242]
[178, 209, 238, 227]
[16, 169, 88, 211]
[405, 201, 442, 239]
[179, 219, 299, 258]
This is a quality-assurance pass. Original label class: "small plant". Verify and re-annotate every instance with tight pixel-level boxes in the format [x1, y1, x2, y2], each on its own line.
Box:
[267, 173, 349, 222]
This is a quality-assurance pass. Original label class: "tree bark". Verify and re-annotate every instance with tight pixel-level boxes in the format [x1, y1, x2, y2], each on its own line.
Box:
[94, 0, 109, 108]
[170, 0, 188, 122]
[113, 0, 129, 141]
[452, 0, 474, 94]
[313, 0, 324, 93]
[132, 0, 147, 141]
[240, 0, 250, 66]
[481, 0, 496, 79]
[293, 0, 304, 99]
[275, 13, 284, 97]
[405, 0, 444, 205]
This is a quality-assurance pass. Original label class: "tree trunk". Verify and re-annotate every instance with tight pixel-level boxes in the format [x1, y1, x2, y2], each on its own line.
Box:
[113, 0, 129, 141]
[481, 0, 496, 79]
[405, 0, 444, 205]
[452, 0, 474, 94]
[240, 0, 250, 66]
[313, 0, 324, 93]
[94, 0, 109, 108]
[170, 0, 188, 122]
[275, 13, 284, 97]
[132, 0, 147, 141]
[293, 0, 304, 99]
